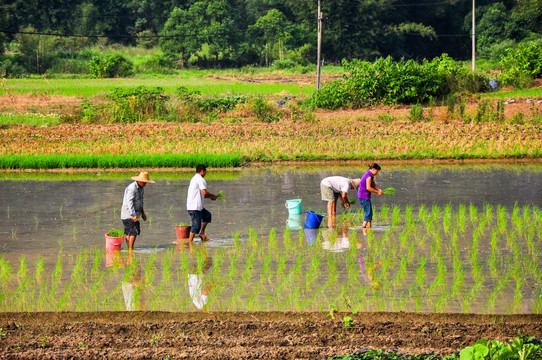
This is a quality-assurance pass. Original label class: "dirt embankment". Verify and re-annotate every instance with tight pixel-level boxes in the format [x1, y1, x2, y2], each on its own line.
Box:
[1, 312, 541, 359]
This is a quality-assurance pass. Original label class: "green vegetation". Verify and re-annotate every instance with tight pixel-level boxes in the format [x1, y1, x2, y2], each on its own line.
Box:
[0, 170, 242, 181]
[1, 0, 540, 73]
[1, 203, 541, 314]
[0, 154, 243, 169]
[107, 229, 124, 237]
[327, 336, 542, 360]
[382, 187, 396, 196]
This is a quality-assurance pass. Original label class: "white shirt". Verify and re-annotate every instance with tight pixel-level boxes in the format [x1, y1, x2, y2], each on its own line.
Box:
[321, 176, 351, 194]
[187, 173, 207, 211]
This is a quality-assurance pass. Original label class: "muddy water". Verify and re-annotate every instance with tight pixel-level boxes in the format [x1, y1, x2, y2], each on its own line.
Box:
[0, 163, 541, 313]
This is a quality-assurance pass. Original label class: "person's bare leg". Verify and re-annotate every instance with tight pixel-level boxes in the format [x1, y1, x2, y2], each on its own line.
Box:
[188, 232, 196, 242]
[126, 235, 136, 250]
[199, 222, 209, 241]
[327, 201, 337, 217]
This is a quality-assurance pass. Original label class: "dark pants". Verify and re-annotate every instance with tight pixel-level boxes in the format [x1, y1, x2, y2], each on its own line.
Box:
[122, 218, 141, 236]
[188, 208, 212, 234]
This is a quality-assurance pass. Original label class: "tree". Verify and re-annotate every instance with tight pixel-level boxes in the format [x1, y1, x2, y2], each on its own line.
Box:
[249, 9, 293, 65]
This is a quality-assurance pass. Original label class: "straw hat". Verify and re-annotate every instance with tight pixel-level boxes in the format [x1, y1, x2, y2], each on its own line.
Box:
[131, 171, 156, 184]
[351, 178, 361, 188]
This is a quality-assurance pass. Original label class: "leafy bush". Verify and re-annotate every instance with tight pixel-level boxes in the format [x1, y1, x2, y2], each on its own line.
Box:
[273, 59, 298, 69]
[311, 55, 489, 109]
[0, 58, 26, 77]
[499, 40, 542, 87]
[88, 54, 134, 78]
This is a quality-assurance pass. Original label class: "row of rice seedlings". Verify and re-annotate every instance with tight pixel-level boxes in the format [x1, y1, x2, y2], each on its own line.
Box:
[0, 153, 243, 170]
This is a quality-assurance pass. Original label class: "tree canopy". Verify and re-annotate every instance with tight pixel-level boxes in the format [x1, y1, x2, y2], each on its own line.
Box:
[0, 0, 540, 68]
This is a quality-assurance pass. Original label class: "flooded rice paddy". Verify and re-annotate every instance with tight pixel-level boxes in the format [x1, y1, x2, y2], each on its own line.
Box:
[0, 163, 541, 313]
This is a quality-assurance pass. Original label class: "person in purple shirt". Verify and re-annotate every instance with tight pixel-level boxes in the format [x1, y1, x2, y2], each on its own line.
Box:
[357, 163, 383, 228]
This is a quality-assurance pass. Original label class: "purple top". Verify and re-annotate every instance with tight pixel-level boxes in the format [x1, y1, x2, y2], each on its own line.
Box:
[357, 170, 375, 200]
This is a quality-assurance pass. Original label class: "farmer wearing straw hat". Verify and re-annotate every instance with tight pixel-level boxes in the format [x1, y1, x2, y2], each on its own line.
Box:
[121, 171, 155, 250]
[320, 176, 361, 218]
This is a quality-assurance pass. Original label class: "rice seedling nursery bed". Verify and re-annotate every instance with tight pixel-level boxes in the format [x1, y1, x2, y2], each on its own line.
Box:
[1, 204, 542, 359]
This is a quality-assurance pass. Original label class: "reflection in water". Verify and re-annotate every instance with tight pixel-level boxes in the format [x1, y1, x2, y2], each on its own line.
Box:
[105, 248, 146, 311]
[357, 228, 382, 289]
[177, 241, 213, 310]
[122, 251, 145, 311]
[321, 224, 350, 253]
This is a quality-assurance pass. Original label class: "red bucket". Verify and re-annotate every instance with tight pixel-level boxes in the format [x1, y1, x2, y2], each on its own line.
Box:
[105, 233, 123, 252]
[175, 225, 191, 239]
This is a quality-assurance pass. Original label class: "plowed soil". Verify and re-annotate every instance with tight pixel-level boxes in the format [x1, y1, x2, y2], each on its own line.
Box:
[1, 312, 541, 359]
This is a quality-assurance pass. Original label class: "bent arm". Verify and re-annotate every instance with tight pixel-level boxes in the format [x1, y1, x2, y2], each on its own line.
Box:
[202, 189, 217, 200]
[366, 177, 382, 195]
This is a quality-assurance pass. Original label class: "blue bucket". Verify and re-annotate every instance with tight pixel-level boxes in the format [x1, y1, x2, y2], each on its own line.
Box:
[304, 210, 324, 229]
[285, 199, 302, 215]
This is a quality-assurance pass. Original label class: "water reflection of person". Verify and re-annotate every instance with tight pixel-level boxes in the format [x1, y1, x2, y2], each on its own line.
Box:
[180, 243, 213, 310]
[321, 222, 350, 252]
[122, 250, 145, 311]
[357, 228, 382, 288]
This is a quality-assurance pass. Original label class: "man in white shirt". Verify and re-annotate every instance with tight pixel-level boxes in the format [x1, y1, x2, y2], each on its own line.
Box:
[320, 176, 360, 217]
[187, 164, 217, 242]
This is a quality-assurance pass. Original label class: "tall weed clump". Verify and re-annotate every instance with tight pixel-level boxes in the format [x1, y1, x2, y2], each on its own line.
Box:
[76, 86, 169, 123]
[106, 86, 169, 123]
[311, 54, 489, 109]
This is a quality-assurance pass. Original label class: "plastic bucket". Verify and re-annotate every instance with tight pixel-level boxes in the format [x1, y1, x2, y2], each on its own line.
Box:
[304, 210, 324, 229]
[286, 214, 303, 230]
[175, 225, 191, 239]
[105, 233, 123, 252]
[285, 199, 302, 215]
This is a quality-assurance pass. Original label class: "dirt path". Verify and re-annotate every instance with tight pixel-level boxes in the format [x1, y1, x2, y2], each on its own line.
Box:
[1, 312, 541, 359]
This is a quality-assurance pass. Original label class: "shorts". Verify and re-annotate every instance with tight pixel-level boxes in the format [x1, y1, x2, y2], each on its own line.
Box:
[188, 208, 212, 234]
[321, 183, 339, 202]
[358, 198, 373, 222]
[122, 218, 141, 236]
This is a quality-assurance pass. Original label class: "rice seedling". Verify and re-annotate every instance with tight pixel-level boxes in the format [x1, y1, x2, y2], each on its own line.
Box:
[216, 190, 225, 202]
[11, 228, 16, 238]
[33, 215, 39, 229]
[469, 203, 478, 225]
[391, 205, 401, 227]
[382, 187, 396, 195]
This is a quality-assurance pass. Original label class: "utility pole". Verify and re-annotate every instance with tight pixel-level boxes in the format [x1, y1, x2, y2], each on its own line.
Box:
[316, 0, 322, 90]
[472, 0, 476, 70]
